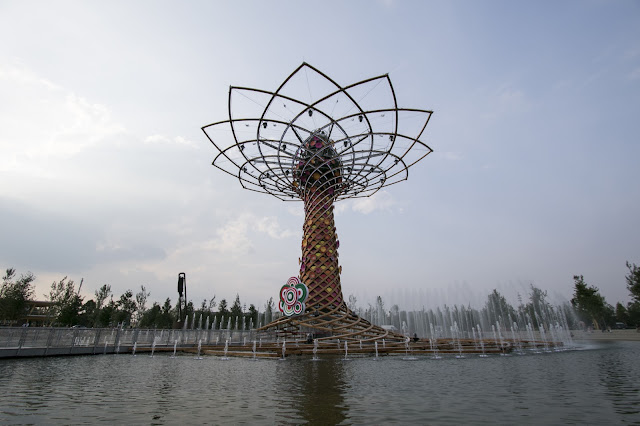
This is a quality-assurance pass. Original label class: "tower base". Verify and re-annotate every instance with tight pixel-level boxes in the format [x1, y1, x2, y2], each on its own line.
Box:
[257, 303, 407, 342]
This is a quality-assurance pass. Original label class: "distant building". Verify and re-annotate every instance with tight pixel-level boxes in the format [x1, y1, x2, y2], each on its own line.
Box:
[21, 300, 55, 326]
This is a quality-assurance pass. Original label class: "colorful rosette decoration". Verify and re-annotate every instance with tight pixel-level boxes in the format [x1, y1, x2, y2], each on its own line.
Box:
[279, 277, 308, 317]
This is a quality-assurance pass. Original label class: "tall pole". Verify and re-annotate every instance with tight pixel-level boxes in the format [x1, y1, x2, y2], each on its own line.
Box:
[178, 272, 186, 323]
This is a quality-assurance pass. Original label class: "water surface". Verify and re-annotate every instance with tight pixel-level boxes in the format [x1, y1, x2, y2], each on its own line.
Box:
[1, 341, 639, 424]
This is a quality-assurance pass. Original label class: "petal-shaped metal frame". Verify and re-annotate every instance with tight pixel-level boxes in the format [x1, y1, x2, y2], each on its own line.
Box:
[202, 63, 433, 202]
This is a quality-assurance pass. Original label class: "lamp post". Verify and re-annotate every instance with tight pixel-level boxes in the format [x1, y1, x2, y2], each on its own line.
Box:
[177, 272, 186, 324]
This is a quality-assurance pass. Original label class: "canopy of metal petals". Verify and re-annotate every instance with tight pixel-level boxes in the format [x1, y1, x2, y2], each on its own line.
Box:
[202, 63, 433, 201]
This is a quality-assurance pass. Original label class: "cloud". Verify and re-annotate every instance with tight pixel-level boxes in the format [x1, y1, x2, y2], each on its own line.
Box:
[440, 151, 462, 161]
[478, 83, 529, 121]
[95, 243, 166, 263]
[351, 191, 396, 214]
[0, 196, 99, 272]
[254, 216, 295, 239]
[0, 62, 125, 175]
[144, 134, 198, 147]
[206, 213, 295, 255]
[628, 67, 640, 81]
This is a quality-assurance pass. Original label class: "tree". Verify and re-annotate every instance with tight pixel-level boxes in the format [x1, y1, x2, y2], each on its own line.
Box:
[626, 261, 640, 303]
[47, 277, 84, 326]
[111, 289, 137, 327]
[230, 294, 243, 319]
[217, 299, 229, 327]
[160, 298, 175, 328]
[248, 304, 258, 327]
[0, 268, 35, 323]
[264, 297, 274, 323]
[522, 284, 553, 328]
[626, 261, 640, 326]
[484, 289, 516, 328]
[139, 303, 162, 328]
[571, 275, 613, 329]
[615, 302, 629, 325]
[79, 299, 97, 327]
[134, 285, 151, 325]
[93, 284, 112, 327]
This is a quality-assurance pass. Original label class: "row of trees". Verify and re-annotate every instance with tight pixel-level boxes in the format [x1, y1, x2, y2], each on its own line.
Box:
[0, 268, 260, 329]
[137, 293, 259, 330]
[2, 259, 639, 329]
[570, 261, 640, 329]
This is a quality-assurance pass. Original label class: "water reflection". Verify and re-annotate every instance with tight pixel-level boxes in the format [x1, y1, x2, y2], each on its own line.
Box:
[283, 358, 348, 424]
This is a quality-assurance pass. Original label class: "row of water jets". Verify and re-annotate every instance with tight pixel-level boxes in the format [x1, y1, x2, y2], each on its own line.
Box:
[132, 323, 570, 361]
[181, 314, 256, 332]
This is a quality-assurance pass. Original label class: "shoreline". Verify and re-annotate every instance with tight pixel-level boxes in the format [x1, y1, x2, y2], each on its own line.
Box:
[572, 329, 640, 342]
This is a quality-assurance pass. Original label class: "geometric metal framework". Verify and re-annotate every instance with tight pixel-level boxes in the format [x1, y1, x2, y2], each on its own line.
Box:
[202, 63, 433, 343]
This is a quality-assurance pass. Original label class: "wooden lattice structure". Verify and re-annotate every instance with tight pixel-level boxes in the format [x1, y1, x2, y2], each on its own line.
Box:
[202, 63, 433, 343]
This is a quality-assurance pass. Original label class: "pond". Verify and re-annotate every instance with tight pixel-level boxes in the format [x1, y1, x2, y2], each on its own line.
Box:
[1, 340, 639, 424]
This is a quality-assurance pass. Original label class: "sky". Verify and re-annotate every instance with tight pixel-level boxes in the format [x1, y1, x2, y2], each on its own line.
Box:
[1, 0, 639, 311]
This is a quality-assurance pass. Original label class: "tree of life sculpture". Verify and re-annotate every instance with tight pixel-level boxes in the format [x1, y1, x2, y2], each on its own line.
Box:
[202, 63, 433, 342]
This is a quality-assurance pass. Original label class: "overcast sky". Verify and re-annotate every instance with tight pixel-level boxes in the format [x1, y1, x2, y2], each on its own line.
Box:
[1, 0, 639, 311]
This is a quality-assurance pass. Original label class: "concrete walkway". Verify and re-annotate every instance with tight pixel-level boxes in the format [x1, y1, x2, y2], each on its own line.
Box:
[572, 329, 640, 342]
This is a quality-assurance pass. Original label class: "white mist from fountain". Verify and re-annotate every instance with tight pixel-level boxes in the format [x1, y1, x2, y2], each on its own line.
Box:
[403, 337, 418, 361]
[527, 323, 541, 354]
[453, 323, 465, 359]
[477, 324, 488, 357]
[312, 339, 319, 361]
[221, 339, 230, 360]
[150, 339, 156, 357]
[496, 321, 509, 356]
[195, 339, 203, 360]
[539, 323, 551, 353]
[132, 342, 137, 356]
[171, 340, 178, 358]
[374, 341, 379, 360]
[511, 323, 524, 355]
[491, 325, 500, 355]
[472, 327, 479, 351]
[252, 340, 257, 360]
[429, 322, 442, 359]
[281, 340, 286, 360]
